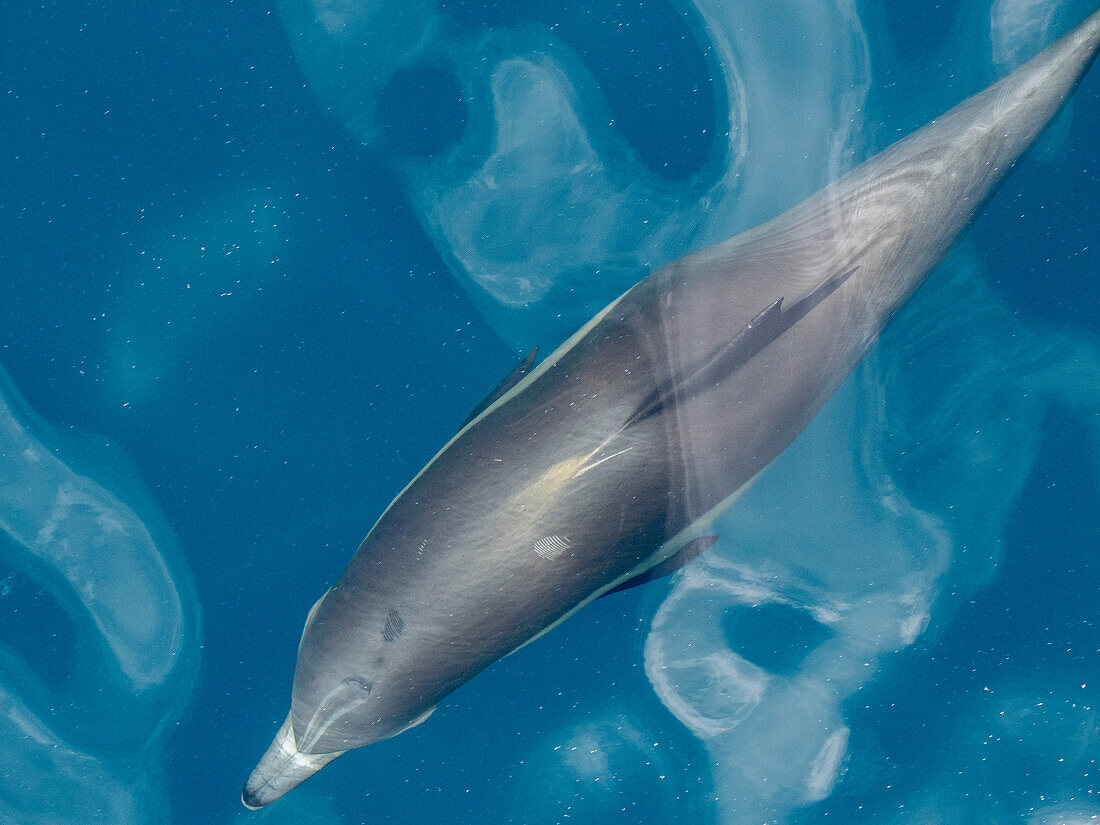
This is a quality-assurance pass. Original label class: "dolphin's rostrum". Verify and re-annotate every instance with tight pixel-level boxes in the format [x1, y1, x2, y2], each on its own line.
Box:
[243, 9, 1100, 809]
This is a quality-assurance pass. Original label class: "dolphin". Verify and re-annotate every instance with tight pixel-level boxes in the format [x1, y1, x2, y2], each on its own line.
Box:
[243, 9, 1100, 809]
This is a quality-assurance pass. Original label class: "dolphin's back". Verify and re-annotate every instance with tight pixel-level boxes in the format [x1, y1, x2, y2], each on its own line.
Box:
[291, 307, 683, 750]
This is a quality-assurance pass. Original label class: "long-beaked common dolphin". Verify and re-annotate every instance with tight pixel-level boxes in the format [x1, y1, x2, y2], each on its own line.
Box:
[243, 9, 1100, 809]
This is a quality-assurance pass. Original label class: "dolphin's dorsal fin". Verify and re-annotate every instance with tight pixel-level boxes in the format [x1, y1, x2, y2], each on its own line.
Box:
[461, 347, 539, 427]
[623, 300, 784, 429]
[601, 535, 720, 597]
[623, 264, 858, 430]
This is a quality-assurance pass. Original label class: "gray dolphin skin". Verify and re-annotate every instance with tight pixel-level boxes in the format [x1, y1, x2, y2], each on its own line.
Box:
[243, 9, 1100, 809]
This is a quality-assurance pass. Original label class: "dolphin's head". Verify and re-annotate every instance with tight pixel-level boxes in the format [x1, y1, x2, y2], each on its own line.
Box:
[242, 587, 436, 808]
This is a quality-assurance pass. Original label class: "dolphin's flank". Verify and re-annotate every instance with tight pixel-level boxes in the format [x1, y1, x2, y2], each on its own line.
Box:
[243, 7, 1100, 809]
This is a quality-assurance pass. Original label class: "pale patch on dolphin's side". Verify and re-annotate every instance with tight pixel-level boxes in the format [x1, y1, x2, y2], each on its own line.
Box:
[532, 535, 573, 561]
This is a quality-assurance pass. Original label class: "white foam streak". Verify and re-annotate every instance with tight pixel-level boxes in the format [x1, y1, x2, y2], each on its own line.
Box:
[0, 366, 198, 821]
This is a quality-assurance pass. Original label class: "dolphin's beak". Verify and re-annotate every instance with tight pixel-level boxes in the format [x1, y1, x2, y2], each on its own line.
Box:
[241, 713, 347, 809]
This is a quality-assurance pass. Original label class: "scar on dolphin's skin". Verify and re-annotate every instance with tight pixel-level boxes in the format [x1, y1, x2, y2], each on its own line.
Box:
[574, 447, 634, 477]
[383, 609, 404, 642]
[533, 535, 573, 560]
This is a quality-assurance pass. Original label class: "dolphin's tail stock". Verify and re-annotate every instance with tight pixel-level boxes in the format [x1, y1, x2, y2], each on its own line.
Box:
[642, 6, 1100, 505]
[671, 6, 1100, 332]
[807, 3, 1100, 316]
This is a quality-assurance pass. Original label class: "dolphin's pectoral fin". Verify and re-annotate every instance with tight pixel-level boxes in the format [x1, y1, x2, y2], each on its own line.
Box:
[623, 265, 859, 430]
[461, 347, 539, 427]
[602, 535, 720, 597]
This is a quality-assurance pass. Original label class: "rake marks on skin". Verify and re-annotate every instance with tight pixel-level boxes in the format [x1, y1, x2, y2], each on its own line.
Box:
[533, 535, 573, 560]
[383, 608, 405, 642]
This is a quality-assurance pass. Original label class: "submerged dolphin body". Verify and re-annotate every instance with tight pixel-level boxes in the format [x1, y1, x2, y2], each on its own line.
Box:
[244, 10, 1100, 808]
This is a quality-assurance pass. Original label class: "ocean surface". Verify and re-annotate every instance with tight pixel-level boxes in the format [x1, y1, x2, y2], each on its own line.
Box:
[1, 0, 1097, 823]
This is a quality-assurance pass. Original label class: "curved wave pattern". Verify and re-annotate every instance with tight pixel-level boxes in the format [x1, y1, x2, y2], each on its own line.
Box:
[0, 683, 148, 825]
[276, 0, 871, 349]
[0, 368, 199, 823]
[992, 0, 1068, 69]
[509, 713, 689, 825]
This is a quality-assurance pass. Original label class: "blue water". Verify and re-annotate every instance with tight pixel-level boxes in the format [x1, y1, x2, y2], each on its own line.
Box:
[1, 1, 1097, 823]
